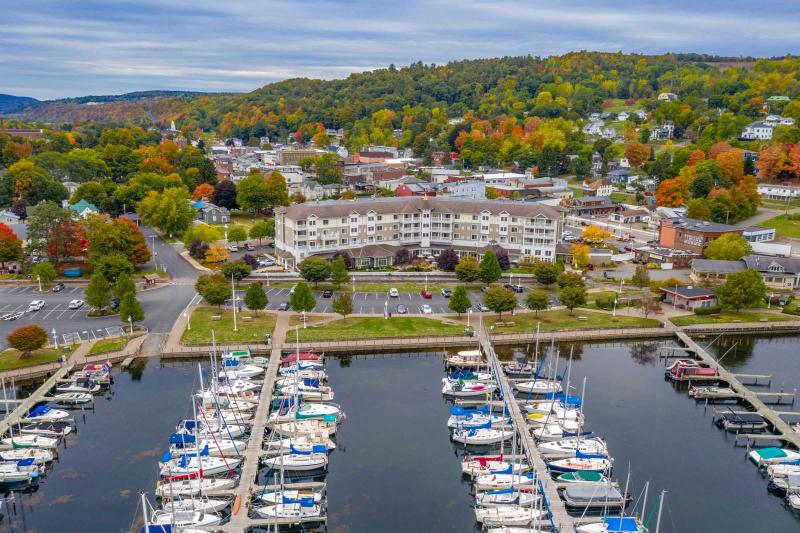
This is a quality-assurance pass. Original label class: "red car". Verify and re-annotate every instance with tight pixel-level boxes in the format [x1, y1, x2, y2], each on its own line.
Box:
[420, 289, 433, 299]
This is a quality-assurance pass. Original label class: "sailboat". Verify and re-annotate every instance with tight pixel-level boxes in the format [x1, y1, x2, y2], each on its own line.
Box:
[446, 369, 494, 382]
[514, 380, 562, 395]
[531, 423, 590, 442]
[175, 419, 246, 440]
[475, 505, 548, 526]
[1, 434, 59, 449]
[271, 420, 337, 437]
[219, 359, 264, 379]
[0, 447, 54, 465]
[474, 471, 536, 491]
[261, 448, 329, 472]
[263, 435, 336, 453]
[279, 361, 324, 375]
[0, 458, 40, 484]
[452, 425, 513, 445]
[556, 470, 610, 484]
[546, 452, 613, 474]
[160, 495, 231, 514]
[538, 436, 607, 457]
[159, 450, 241, 477]
[169, 433, 247, 457]
[576, 517, 649, 533]
[441, 379, 497, 397]
[461, 456, 529, 478]
[254, 499, 325, 522]
[476, 487, 540, 507]
[18, 421, 74, 437]
[148, 509, 223, 529]
[155, 478, 237, 499]
[257, 487, 324, 505]
[277, 380, 334, 402]
[268, 402, 342, 423]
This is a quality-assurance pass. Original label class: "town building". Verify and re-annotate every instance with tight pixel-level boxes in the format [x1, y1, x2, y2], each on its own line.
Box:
[757, 183, 800, 201]
[741, 121, 773, 141]
[191, 199, 230, 225]
[609, 208, 650, 225]
[650, 121, 675, 141]
[273, 197, 562, 269]
[568, 196, 617, 217]
[68, 199, 100, 218]
[660, 285, 718, 311]
[0, 128, 44, 139]
[278, 147, 325, 166]
[690, 255, 800, 290]
[657, 92, 678, 102]
[0, 210, 21, 224]
[658, 217, 743, 254]
[581, 179, 614, 197]
[742, 226, 775, 243]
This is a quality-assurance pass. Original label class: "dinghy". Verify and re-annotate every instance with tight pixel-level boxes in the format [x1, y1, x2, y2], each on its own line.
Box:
[538, 437, 607, 457]
[445, 349, 484, 368]
[51, 392, 93, 405]
[1, 434, 59, 449]
[556, 470, 609, 484]
[475, 505, 548, 526]
[261, 448, 328, 472]
[575, 517, 648, 533]
[441, 379, 497, 398]
[0, 447, 53, 465]
[18, 421, 73, 438]
[258, 488, 324, 505]
[22, 405, 71, 423]
[149, 510, 222, 529]
[514, 380, 562, 395]
[160, 496, 231, 514]
[546, 453, 613, 474]
[748, 447, 800, 467]
[474, 472, 536, 491]
[155, 477, 237, 499]
[476, 488, 540, 507]
[452, 426, 513, 446]
[0, 459, 40, 484]
[254, 501, 324, 522]
[56, 377, 101, 394]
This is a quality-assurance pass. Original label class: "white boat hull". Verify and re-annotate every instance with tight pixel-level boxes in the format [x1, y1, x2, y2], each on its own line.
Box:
[254, 503, 324, 521]
[452, 428, 513, 445]
[261, 453, 328, 471]
[0, 448, 54, 464]
[156, 478, 237, 499]
[161, 497, 231, 514]
[258, 489, 323, 505]
[474, 474, 535, 491]
[538, 437, 607, 457]
[475, 506, 548, 526]
[150, 510, 222, 528]
[514, 380, 562, 395]
[159, 456, 241, 477]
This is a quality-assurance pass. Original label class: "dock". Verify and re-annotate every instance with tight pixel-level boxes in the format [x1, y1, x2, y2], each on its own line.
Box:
[0, 364, 72, 436]
[479, 330, 577, 532]
[676, 332, 800, 449]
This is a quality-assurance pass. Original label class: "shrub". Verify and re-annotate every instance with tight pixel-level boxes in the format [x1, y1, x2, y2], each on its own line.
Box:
[594, 293, 617, 310]
[695, 305, 723, 316]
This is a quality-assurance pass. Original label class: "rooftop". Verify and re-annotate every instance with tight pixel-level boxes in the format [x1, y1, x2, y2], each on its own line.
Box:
[665, 217, 739, 233]
[660, 285, 716, 299]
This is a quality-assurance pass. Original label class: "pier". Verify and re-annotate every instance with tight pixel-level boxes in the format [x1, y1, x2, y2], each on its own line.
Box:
[676, 331, 800, 449]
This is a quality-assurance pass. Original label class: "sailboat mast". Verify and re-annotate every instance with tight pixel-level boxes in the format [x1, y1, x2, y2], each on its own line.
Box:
[140, 492, 149, 530]
[622, 465, 630, 515]
[641, 481, 649, 522]
[654, 490, 666, 533]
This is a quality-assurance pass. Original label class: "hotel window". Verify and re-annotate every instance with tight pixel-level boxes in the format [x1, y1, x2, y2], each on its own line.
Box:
[499, 226, 507, 233]
[393, 234, 399, 239]
[368, 236, 374, 242]
[511, 227, 518, 233]
[482, 215, 489, 221]
[500, 216, 508, 222]
[341, 239, 347, 245]
[308, 219, 316, 226]
[351, 238, 358, 244]
[322, 219, 329, 225]
[377, 215, 383, 221]
[472, 215, 478, 221]
[481, 225, 489, 232]
[511, 217, 517, 223]
[350, 227, 358, 234]
[297, 241, 306, 247]
[350, 216, 358, 224]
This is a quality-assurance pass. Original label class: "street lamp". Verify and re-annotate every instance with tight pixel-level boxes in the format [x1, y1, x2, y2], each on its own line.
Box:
[352, 276, 355, 293]
[467, 309, 472, 331]
[768, 292, 774, 309]
[150, 235, 158, 271]
[52, 328, 58, 349]
[612, 298, 618, 317]
[37, 275, 42, 292]
[231, 274, 238, 332]
[224, 223, 229, 243]
[128, 316, 133, 335]
[619, 279, 625, 294]
[184, 310, 191, 330]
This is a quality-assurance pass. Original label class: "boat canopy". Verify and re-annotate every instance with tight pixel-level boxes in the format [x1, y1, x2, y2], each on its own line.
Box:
[471, 455, 503, 466]
[449, 369, 478, 380]
[463, 421, 492, 434]
[16, 458, 34, 466]
[564, 431, 593, 438]
[283, 496, 315, 507]
[222, 359, 241, 367]
[755, 447, 789, 460]
[28, 405, 51, 416]
[141, 526, 172, 533]
[568, 470, 603, 482]
[450, 405, 489, 417]
[604, 517, 640, 532]
[302, 378, 321, 388]
[486, 487, 515, 495]
[490, 464, 513, 475]
[289, 444, 326, 455]
[576, 451, 607, 460]
[169, 433, 196, 445]
[545, 392, 582, 408]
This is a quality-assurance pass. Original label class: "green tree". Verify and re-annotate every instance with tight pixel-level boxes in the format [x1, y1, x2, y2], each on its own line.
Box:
[248, 219, 274, 245]
[686, 198, 711, 221]
[25, 201, 80, 264]
[290, 281, 316, 313]
[558, 284, 587, 315]
[533, 262, 561, 285]
[226, 225, 248, 245]
[717, 269, 766, 312]
[6, 325, 48, 358]
[557, 272, 585, 289]
[92, 253, 133, 283]
[236, 169, 270, 215]
[704, 233, 752, 260]
[479, 251, 502, 285]
[31, 262, 57, 286]
[195, 273, 229, 307]
[455, 257, 480, 282]
[298, 257, 332, 287]
[221, 260, 252, 282]
[448, 285, 471, 316]
[114, 271, 136, 299]
[525, 291, 550, 316]
[86, 271, 112, 310]
[331, 256, 350, 286]
[264, 171, 290, 207]
[136, 187, 194, 238]
[182, 223, 222, 245]
[483, 285, 517, 318]
[631, 265, 650, 288]
[243, 281, 267, 315]
[332, 293, 353, 320]
[119, 292, 144, 323]
[314, 153, 343, 185]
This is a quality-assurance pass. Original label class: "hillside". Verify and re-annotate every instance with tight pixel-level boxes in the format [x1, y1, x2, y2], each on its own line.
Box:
[0, 93, 39, 114]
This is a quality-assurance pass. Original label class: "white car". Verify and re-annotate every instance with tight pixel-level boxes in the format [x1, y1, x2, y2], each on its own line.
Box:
[68, 299, 84, 310]
[227, 243, 239, 252]
[28, 300, 45, 312]
[389, 288, 400, 298]
[420, 304, 433, 314]
[258, 259, 275, 268]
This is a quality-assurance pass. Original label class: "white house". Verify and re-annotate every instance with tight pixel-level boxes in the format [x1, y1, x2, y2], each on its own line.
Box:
[588, 113, 601, 121]
[0, 210, 20, 224]
[651, 122, 675, 141]
[741, 122, 773, 141]
[601, 128, 617, 139]
[757, 183, 800, 200]
[617, 111, 630, 121]
[781, 117, 796, 126]
[634, 109, 648, 120]
[582, 121, 604, 135]
[658, 92, 678, 102]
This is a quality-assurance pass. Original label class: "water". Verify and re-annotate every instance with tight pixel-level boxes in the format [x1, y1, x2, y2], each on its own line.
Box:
[0, 358, 202, 533]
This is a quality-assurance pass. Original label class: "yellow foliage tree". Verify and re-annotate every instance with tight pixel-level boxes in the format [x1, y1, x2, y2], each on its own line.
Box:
[571, 243, 590, 269]
[581, 224, 611, 244]
[204, 243, 229, 264]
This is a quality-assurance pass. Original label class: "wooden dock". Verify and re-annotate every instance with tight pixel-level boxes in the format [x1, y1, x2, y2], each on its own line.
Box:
[677, 332, 800, 449]
[0, 364, 72, 436]
[479, 332, 576, 532]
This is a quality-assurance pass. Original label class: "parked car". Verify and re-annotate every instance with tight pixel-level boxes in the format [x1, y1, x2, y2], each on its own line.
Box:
[68, 299, 84, 309]
[586, 264, 595, 271]
[227, 243, 239, 252]
[322, 289, 333, 298]
[1, 311, 24, 321]
[267, 242, 275, 248]
[420, 289, 432, 299]
[389, 288, 399, 298]
[504, 284, 524, 293]
[52, 282, 65, 292]
[258, 259, 275, 268]
[473, 303, 490, 312]
[110, 298, 120, 311]
[603, 271, 615, 280]
[245, 243, 255, 251]
[28, 300, 45, 312]
[396, 304, 408, 314]
[420, 304, 433, 314]
[440, 288, 452, 298]
[278, 301, 290, 311]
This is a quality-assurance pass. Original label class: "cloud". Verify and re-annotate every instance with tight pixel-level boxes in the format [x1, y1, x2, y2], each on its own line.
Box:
[1, 0, 798, 99]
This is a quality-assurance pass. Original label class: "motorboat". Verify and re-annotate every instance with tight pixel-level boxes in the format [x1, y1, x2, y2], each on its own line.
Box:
[50, 392, 93, 405]
[261, 449, 328, 472]
[1, 434, 59, 450]
[159, 453, 242, 477]
[445, 349, 484, 368]
[476, 487, 540, 507]
[688, 386, 738, 400]
[474, 472, 536, 491]
[271, 420, 337, 437]
[767, 463, 800, 479]
[475, 505, 548, 526]
[768, 472, 800, 495]
[462, 458, 529, 478]
[22, 405, 71, 423]
[576, 517, 648, 533]
[546, 454, 613, 474]
[204, 410, 253, 424]
[714, 411, 768, 433]
[268, 402, 342, 423]
[556, 470, 610, 484]
[55, 377, 101, 394]
[748, 447, 800, 467]
[279, 361, 324, 375]
[277, 380, 334, 402]
[0, 447, 54, 465]
[196, 389, 259, 406]
[280, 352, 322, 366]
[254, 501, 325, 522]
[149, 510, 222, 529]
[176, 420, 246, 440]
[514, 380, 562, 395]
[258, 488, 324, 505]
[161, 496, 231, 514]
[441, 379, 497, 398]
[18, 421, 74, 438]
[525, 410, 583, 427]
[72, 362, 112, 385]
[446, 369, 494, 382]
[263, 435, 336, 453]
[219, 360, 264, 379]
[155, 477, 237, 499]
[503, 360, 537, 377]
[538, 437, 607, 457]
[665, 359, 718, 381]
[788, 492, 800, 511]
[0, 459, 40, 484]
[452, 427, 513, 446]
[561, 485, 627, 509]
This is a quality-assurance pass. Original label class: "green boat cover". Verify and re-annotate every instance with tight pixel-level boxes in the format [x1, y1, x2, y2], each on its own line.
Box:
[754, 447, 787, 459]
[561, 470, 603, 482]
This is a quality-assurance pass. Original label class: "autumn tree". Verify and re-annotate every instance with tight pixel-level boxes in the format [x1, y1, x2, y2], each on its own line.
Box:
[221, 260, 252, 282]
[213, 179, 238, 209]
[558, 284, 587, 315]
[244, 281, 267, 315]
[655, 176, 689, 207]
[533, 262, 561, 285]
[716, 148, 744, 183]
[571, 243, 590, 269]
[6, 325, 48, 358]
[624, 142, 650, 168]
[196, 274, 229, 307]
[26, 202, 85, 265]
[137, 187, 195, 238]
[265, 171, 290, 208]
[249, 219, 274, 245]
[204, 243, 229, 263]
[686, 198, 711, 220]
[581, 225, 611, 244]
[638, 297, 661, 319]
[83, 216, 151, 266]
[437, 248, 459, 271]
[236, 169, 270, 215]
[631, 265, 650, 288]
[455, 257, 480, 282]
[31, 262, 57, 286]
[192, 183, 215, 201]
[226, 225, 248, 245]
[332, 293, 353, 320]
[182, 223, 222, 245]
[704, 233, 752, 260]
[757, 145, 788, 181]
[0, 223, 23, 263]
[557, 272, 585, 289]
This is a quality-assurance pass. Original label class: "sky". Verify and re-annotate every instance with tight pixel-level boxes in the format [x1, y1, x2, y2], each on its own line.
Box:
[1, 0, 799, 100]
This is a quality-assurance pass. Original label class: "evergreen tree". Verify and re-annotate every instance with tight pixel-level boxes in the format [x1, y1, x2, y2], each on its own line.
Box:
[114, 271, 136, 299]
[119, 292, 144, 323]
[331, 256, 350, 286]
[244, 281, 267, 315]
[448, 285, 471, 316]
[290, 281, 316, 313]
[479, 251, 502, 285]
[86, 272, 112, 310]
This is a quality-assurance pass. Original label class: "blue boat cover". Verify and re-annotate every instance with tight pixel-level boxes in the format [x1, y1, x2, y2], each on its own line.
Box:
[486, 487, 515, 495]
[322, 414, 336, 423]
[162, 451, 172, 462]
[490, 464, 513, 474]
[449, 369, 475, 380]
[564, 431, 593, 438]
[544, 392, 582, 408]
[181, 420, 197, 431]
[290, 444, 310, 456]
[29, 405, 50, 416]
[576, 451, 606, 459]
[302, 378, 320, 388]
[141, 526, 172, 533]
[16, 458, 34, 467]
[450, 405, 489, 417]
[169, 433, 196, 445]
[282, 496, 315, 507]
[312, 444, 327, 453]
[222, 359, 240, 367]
[604, 517, 639, 532]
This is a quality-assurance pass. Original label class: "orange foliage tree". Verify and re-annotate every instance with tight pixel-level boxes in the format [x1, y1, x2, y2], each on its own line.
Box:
[655, 176, 689, 207]
[624, 142, 650, 168]
[192, 183, 215, 200]
[686, 149, 706, 167]
[757, 145, 788, 181]
[716, 148, 745, 183]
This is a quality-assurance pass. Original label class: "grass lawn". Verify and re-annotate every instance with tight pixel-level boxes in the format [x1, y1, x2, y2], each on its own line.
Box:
[481, 308, 661, 333]
[182, 306, 277, 345]
[761, 215, 800, 239]
[762, 199, 800, 210]
[288, 314, 330, 327]
[609, 192, 638, 204]
[88, 337, 129, 356]
[296, 316, 466, 341]
[670, 311, 796, 326]
[0, 347, 72, 371]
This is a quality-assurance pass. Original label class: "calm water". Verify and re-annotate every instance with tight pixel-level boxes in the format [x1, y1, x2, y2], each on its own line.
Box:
[0, 358, 202, 533]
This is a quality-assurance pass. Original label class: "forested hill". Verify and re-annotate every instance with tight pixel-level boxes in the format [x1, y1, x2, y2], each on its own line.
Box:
[0, 94, 39, 114]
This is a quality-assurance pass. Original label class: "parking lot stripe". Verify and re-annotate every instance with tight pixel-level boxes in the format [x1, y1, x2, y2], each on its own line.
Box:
[0, 304, 10, 311]
[42, 308, 58, 319]
[69, 287, 80, 293]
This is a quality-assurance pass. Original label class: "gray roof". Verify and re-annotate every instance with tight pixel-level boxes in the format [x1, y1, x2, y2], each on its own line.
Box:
[691, 259, 746, 274]
[661, 285, 717, 298]
[666, 217, 739, 233]
[573, 196, 615, 209]
[743, 255, 800, 275]
[276, 196, 562, 220]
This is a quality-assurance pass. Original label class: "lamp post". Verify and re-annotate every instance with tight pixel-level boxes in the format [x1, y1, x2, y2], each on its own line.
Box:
[231, 274, 238, 332]
[266, 271, 270, 288]
[612, 298, 618, 317]
[128, 316, 133, 335]
[467, 309, 472, 331]
[52, 328, 58, 349]
[224, 223, 229, 243]
[768, 292, 774, 309]
[302, 310, 307, 329]
[425, 274, 428, 292]
[352, 276, 355, 293]
[37, 275, 42, 292]
[619, 279, 625, 294]
[150, 235, 158, 271]
[184, 310, 191, 330]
